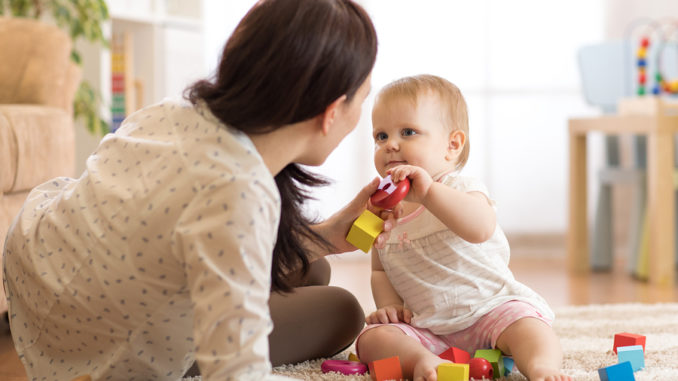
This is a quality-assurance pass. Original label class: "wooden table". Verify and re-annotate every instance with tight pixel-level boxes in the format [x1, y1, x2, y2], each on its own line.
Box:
[568, 98, 677, 286]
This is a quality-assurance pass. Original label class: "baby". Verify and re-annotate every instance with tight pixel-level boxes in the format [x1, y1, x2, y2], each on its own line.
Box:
[356, 74, 571, 381]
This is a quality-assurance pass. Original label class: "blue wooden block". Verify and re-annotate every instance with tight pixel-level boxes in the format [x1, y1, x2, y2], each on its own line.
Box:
[598, 361, 635, 381]
[617, 345, 644, 372]
[502, 357, 514, 376]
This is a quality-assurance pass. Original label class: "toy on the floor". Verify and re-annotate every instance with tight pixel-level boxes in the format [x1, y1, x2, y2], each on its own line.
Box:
[320, 359, 368, 375]
[473, 349, 504, 379]
[598, 361, 636, 381]
[468, 357, 493, 380]
[370, 175, 410, 209]
[348, 352, 360, 362]
[597, 332, 646, 380]
[368, 355, 402, 381]
[617, 345, 644, 372]
[437, 362, 470, 381]
[613, 332, 646, 354]
[502, 356, 514, 376]
[439, 346, 470, 364]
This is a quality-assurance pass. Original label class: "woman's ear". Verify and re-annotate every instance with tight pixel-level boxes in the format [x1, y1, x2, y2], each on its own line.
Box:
[320, 95, 347, 135]
[446, 130, 466, 160]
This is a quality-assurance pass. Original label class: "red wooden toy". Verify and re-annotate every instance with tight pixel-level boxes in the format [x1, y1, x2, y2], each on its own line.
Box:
[439, 346, 471, 364]
[468, 357, 493, 380]
[370, 175, 410, 209]
[613, 332, 646, 354]
[368, 355, 402, 381]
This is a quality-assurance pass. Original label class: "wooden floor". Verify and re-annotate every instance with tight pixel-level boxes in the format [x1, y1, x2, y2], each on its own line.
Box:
[1, 241, 676, 380]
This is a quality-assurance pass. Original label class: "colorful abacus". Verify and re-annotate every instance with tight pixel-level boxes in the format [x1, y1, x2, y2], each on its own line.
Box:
[636, 36, 649, 95]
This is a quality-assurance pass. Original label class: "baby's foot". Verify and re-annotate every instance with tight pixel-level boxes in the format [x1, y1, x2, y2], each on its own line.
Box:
[412, 354, 449, 381]
[526, 365, 572, 381]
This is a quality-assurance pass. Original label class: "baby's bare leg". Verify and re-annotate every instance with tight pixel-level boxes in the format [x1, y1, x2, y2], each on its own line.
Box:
[495, 317, 572, 381]
[358, 326, 448, 381]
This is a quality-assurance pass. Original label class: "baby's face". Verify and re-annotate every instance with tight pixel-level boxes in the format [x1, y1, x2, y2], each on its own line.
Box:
[372, 92, 457, 178]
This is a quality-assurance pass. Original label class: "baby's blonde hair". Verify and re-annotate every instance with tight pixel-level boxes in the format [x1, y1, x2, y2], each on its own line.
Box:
[374, 74, 470, 170]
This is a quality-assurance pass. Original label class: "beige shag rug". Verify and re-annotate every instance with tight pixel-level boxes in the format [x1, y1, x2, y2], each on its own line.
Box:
[267, 303, 678, 380]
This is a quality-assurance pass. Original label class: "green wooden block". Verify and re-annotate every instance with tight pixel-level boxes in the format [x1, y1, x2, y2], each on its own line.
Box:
[474, 349, 504, 380]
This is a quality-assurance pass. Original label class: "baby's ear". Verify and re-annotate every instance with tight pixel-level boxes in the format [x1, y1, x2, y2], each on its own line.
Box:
[446, 130, 466, 160]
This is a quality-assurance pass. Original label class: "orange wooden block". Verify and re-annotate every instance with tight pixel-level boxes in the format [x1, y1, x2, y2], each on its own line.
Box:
[613, 332, 646, 354]
[369, 355, 402, 381]
[439, 346, 470, 364]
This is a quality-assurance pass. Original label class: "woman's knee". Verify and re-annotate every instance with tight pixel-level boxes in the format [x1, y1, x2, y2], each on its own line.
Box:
[326, 286, 365, 334]
[305, 257, 331, 286]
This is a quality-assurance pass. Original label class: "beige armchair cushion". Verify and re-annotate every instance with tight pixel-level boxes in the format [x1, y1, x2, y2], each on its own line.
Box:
[0, 17, 82, 314]
[0, 105, 75, 193]
[0, 17, 79, 113]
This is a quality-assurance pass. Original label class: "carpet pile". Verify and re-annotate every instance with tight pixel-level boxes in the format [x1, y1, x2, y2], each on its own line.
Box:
[269, 303, 678, 380]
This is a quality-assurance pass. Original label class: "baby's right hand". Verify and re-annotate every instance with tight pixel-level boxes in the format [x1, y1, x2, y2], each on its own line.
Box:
[366, 304, 412, 325]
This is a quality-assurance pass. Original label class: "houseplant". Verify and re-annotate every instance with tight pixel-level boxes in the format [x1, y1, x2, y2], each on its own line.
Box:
[0, 0, 110, 134]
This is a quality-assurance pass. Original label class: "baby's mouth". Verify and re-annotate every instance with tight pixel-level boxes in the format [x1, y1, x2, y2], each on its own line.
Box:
[386, 161, 406, 168]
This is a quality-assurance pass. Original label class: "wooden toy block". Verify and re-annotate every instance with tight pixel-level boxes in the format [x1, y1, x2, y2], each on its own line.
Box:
[437, 363, 469, 381]
[613, 332, 646, 354]
[346, 210, 384, 253]
[368, 355, 402, 381]
[473, 349, 504, 380]
[617, 345, 644, 372]
[502, 356, 514, 376]
[348, 352, 360, 362]
[598, 361, 636, 381]
[439, 346, 471, 364]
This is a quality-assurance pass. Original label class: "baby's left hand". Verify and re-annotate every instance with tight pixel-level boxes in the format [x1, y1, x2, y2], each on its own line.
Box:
[388, 165, 433, 204]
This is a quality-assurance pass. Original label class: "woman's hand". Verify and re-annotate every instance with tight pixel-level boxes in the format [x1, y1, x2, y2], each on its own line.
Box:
[366, 304, 412, 325]
[387, 165, 433, 204]
[316, 177, 402, 254]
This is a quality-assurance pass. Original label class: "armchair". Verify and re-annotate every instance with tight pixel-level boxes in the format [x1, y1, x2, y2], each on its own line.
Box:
[0, 17, 81, 313]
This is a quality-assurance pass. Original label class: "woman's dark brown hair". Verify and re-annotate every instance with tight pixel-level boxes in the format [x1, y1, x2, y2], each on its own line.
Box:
[186, 0, 377, 292]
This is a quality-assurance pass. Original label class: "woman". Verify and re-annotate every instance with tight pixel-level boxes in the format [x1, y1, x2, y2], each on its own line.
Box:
[3, 0, 387, 379]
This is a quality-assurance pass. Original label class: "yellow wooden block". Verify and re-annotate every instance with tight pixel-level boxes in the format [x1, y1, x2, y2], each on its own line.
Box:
[437, 363, 469, 381]
[348, 352, 360, 362]
[346, 210, 383, 253]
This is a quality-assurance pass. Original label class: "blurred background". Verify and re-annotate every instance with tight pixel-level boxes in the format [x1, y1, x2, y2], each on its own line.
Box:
[74, 0, 678, 246]
[70, 0, 678, 311]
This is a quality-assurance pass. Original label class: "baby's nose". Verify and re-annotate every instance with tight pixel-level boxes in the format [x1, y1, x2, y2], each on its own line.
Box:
[385, 139, 399, 151]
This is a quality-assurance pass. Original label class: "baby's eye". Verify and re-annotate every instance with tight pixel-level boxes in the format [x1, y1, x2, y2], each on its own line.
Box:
[401, 128, 417, 137]
[375, 131, 388, 141]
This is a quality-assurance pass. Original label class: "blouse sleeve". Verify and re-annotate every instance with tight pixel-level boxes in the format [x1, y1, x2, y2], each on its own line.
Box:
[173, 174, 288, 380]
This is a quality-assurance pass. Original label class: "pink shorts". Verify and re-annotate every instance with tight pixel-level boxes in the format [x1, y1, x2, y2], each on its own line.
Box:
[356, 300, 552, 357]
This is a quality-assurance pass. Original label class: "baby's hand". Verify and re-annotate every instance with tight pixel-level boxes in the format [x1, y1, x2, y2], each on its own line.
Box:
[366, 304, 412, 325]
[387, 165, 433, 204]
